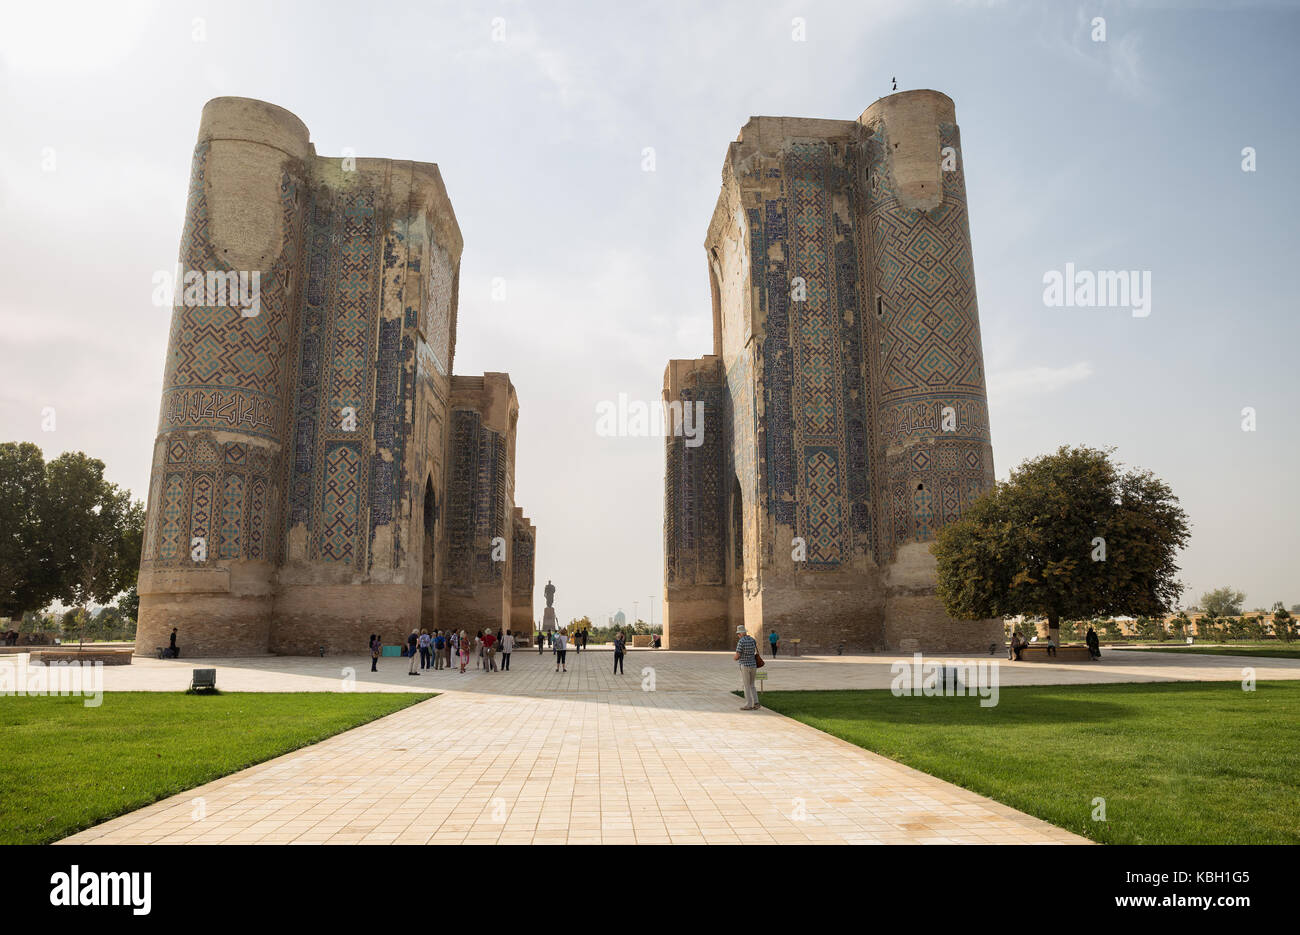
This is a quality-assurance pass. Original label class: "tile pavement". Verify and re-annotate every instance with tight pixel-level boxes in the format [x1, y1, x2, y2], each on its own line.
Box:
[54, 646, 1298, 845]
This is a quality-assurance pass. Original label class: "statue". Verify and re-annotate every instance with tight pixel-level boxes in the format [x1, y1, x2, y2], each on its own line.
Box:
[542, 579, 558, 632]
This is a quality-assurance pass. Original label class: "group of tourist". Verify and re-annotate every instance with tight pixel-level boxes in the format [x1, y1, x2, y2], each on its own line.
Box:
[535, 628, 589, 653]
[367, 628, 517, 676]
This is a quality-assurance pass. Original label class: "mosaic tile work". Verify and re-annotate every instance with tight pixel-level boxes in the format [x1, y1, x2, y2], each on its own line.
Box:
[158, 143, 300, 443]
[511, 518, 535, 601]
[664, 378, 728, 588]
[865, 121, 994, 551]
[142, 433, 273, 567]
[445, 409, 510, 590]
[741, 142, 871, 567]
[668, 98, 997, 642]
[421, 244, 455, 377]
[284, 186, 384, 567]
[137, 98, 532, 658]
[320, 443, 362, 564]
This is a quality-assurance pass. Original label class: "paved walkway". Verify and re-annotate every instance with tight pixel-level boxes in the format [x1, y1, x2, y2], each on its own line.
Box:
[56, 647, 1298, 845]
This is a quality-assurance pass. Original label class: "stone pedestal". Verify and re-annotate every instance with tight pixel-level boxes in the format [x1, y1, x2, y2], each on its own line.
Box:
[542, 607, 558, 631]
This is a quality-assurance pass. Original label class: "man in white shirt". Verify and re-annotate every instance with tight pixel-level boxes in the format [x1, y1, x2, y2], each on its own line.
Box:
[501, 630, 515, 671]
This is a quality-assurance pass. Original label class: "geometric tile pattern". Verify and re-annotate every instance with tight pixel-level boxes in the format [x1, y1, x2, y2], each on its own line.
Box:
[670, 114, 997, 601]
[511, 518, 535, 600]
[320, 443, 361, 564]
[142, 433, 272, 567]
[445, 410, 511, 590]
[285, 186, 385, 568]
[157, 143, 298, 443]
[737, 141, 870, 567]
[219, 473, 245, 558]
[664, 381, 728, 588]
[865, 122, 994, 554]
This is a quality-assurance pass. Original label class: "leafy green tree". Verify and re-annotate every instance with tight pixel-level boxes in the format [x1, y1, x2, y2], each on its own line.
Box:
[1200, 586, 1245, 619]
[1198, 614, 1220, 640]
[0, 443, 60, 621]
[43, 452, 143, 610]
[1136, 617, 1166, 641]
[20, 610, 60, 641]
[1169, 613, 1190, 639]
[1273, 604, 1294, 643]
[0, 445, 143, 625]
[61, 607, 109, 648]
[117, 585, 140, 623]
[933, 446, 1190, 639]
[1243, 615, 1265, 641]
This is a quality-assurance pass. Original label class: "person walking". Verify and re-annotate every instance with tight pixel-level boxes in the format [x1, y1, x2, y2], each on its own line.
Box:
[734, 625, 760, 710]
[369, 633, 380, 672]
[538, 630, 545, 654]
[407, 630, 421, 676]
[613, 631, 626, 675]
[501, 630, 514, 671]
[554, 628, 568, 673]
[768, 629, 780, 656]
[1085, 626, 1101, 660]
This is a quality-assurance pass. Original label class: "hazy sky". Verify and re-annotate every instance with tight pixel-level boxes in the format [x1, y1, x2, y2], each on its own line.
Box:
[1, 0, 1296, 623]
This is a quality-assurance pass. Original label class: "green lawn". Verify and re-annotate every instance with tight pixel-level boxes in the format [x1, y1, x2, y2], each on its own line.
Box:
[1115, 644, 1300, 659]
[757, 681, 1300, 844]
[0, 692, 432, 844]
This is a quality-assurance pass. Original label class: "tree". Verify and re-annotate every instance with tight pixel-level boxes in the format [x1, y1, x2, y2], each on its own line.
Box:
[0, 445, 143, 626]
[1198, 614, 1220, 641]
[43, 452, 143, 611]
[1169, 613, 1189, 639]
[1200, 586, 1245, 619]
[0, 442, 60, 620]
[1274, 603, 1294, 643]
[118, 585, 140, 623]
[932, 446, 1190, 639]
[1136, 617, 1166, 641]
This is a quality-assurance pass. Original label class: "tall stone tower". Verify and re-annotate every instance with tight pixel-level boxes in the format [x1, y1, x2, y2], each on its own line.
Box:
[663, 90, 999, 653]
[136, 98, 534, 656]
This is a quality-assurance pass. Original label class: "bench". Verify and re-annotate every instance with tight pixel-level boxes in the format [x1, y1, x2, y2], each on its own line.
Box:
[188, 668, 218, 692]
[1014, 645, 1094, 662]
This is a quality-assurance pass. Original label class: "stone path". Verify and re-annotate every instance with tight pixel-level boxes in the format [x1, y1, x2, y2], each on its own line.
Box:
[56, 646, 1298, 845]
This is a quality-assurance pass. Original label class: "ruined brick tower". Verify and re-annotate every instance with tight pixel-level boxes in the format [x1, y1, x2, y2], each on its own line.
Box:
[663, 90, 1000, 653]
[135, 97, 534, 656]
